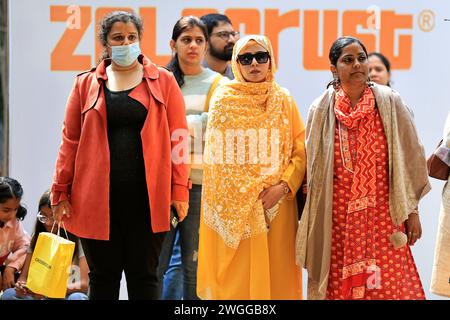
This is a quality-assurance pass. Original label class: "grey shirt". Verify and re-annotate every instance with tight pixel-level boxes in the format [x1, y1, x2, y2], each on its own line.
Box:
[202, 60, 234, 80]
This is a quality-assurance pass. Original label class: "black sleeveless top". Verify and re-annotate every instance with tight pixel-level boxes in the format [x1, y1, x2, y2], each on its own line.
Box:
[104, 83, 150, 217]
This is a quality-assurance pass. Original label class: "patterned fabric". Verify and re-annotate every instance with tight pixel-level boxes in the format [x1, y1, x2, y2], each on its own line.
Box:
[327, 108, 425, 300]
[334, 86, 377, 210]
[183, 68, 227, 185]
[333, 86, 379, 297]
[295, 84, 431, 299]
[202, 35, 292, 248]
[0, 219, 30, 271]
[431, 112, 450, 297]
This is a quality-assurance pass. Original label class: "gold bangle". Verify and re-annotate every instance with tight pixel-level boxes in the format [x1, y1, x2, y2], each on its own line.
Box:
[280, 181, 289, 194]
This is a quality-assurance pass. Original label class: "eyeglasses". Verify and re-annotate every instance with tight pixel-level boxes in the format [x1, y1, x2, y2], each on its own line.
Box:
[37, 211, 54, 224]
[237, 52, 270, 65]
[211, 31, 240, 40]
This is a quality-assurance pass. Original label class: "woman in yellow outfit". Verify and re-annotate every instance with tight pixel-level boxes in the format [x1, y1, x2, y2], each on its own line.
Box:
[197, 35, 306, 300]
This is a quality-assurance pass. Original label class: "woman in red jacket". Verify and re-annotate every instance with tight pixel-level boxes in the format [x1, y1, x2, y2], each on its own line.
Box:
[51, 11, 190, 300]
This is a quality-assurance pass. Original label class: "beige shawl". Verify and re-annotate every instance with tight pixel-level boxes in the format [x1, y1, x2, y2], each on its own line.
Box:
[295, 83, 431, 299]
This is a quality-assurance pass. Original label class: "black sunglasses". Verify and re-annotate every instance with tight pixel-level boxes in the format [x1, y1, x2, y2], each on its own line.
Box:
[237, 51, 270, 65]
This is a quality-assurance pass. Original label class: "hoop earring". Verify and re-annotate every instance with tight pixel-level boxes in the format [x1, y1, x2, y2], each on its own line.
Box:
[367, 77, 373, 87]
[333, 77, 341, 90]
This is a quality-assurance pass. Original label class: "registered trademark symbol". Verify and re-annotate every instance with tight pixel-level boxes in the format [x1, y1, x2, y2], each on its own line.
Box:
[418, 10, 435, 32]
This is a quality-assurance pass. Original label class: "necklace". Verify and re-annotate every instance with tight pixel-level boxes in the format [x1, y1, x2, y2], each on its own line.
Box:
[110, 61, 141, 73]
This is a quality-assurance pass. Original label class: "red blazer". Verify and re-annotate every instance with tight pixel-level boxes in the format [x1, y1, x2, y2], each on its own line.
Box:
[51, 55, 191, 240]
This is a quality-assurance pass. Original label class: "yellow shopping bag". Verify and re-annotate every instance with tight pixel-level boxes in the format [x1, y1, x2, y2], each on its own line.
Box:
[26, 223, 75, 298]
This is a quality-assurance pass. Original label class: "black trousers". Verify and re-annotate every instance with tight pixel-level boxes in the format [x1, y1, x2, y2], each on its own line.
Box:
[81, 189, 166, 300]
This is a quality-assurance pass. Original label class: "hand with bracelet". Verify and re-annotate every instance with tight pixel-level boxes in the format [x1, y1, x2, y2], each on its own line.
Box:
[258, 181, 290, 211]
[405, 211, 422, 246]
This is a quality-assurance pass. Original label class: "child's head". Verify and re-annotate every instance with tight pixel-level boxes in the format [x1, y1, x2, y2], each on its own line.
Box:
[0, 177, 27, 227]
[30, 189, 79, 255]
[36, 189, 53, 232]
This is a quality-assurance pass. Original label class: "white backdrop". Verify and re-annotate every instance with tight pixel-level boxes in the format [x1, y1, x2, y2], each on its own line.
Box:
[8, 0, 450, 300]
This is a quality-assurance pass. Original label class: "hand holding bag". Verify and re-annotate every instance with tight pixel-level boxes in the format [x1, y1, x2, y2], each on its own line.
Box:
[26, 222, 75, 298]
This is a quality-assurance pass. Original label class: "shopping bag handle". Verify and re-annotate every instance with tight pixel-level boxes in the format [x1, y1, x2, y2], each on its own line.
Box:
[50, 221, 70, 240]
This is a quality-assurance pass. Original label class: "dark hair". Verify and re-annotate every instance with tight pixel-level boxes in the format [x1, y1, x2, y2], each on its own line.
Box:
[167, 16, 208, 87]
[327, 36, 369, 89]
[29, 190, 79, 257]
[29, 190, 50, 251]
[98, 11, 144, 61]
[38, 189, 51, 210]
[200, 13, 232, 37]
[0, 177, 27, 221]
[368, 52, 391, 86]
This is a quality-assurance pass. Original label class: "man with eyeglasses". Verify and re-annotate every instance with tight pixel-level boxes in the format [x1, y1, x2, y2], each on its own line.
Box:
[200, 13, 239, 80]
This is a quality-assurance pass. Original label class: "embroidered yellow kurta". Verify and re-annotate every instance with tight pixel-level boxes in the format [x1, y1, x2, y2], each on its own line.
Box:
[197, 93, 306, 300]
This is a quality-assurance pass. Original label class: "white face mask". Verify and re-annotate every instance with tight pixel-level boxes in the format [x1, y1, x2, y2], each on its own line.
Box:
[110, 42, 141, 67]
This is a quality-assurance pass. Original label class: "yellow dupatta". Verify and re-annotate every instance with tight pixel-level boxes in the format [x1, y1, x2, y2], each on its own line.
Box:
[202, 35, 292, 248]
